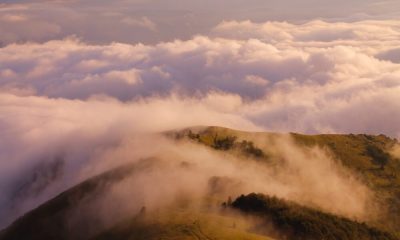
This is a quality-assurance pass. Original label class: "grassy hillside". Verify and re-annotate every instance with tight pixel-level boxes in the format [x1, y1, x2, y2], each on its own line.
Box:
[1, 126, 400, 240]
[291, 133, 400, 230]
[93, 209, 274, 240]
[0, 159, 276, 240]
[173, 126, 400, 234]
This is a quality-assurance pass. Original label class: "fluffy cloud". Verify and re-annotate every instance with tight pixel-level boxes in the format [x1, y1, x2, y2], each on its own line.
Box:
[213, 20, 400, 48]
[1, 20, 400, 137]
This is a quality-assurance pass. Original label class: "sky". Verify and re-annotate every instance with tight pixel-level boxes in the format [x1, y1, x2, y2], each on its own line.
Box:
[0, 0, 400, 229]
[1, 0, 400, 45]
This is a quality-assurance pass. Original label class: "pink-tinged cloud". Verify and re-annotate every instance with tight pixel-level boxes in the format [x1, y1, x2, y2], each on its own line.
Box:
[0, 20, 400, 138]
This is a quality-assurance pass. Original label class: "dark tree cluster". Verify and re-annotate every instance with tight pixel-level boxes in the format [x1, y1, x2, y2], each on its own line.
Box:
[231, 193, 396, 240]
[213, 135, 237, 150]
[366, 145, 391, 170]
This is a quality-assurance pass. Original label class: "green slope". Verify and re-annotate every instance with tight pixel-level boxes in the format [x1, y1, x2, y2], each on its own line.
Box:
[93, 209, 274, 240]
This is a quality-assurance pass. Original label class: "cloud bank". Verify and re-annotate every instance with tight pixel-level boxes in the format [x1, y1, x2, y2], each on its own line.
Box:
[1, 20, 400, 137]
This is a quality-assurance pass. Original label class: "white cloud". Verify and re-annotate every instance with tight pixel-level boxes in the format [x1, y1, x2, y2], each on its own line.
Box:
[0, 20, 399, 139]
[213, 20, 400, 47]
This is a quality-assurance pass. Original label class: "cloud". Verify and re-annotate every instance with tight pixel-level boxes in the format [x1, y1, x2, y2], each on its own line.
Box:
[1, 20, 400, 137]
[212, 19, 400, 45]
[121, 16, 157, 32]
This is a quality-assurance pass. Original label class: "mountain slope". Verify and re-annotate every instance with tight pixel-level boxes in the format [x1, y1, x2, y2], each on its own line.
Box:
[173, 126, 400, 233]
[0, 159, 152, 240]
[1, 126, 399, 240]
[92, 210, 274, 240]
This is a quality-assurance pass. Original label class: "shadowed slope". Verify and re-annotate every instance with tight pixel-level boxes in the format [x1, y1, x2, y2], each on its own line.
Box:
[0, 159, 158, 240]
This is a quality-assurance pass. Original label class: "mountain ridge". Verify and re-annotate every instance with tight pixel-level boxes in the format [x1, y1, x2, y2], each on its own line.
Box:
[1, 126, 399, 239]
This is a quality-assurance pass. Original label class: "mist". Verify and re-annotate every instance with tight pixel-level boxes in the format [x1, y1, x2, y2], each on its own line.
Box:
[0, 92, 260, 228]
[391, 144, 400, 159]
[66, 132, 377, 239]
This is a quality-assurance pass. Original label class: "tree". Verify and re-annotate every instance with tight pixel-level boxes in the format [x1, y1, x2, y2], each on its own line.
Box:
[366, 145, 390, 170]
[213, 135, 237, 150]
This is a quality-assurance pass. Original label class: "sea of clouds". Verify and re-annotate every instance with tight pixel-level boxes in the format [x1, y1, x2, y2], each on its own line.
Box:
[1, 19, 400, 137]
[1, 0, 400, 231]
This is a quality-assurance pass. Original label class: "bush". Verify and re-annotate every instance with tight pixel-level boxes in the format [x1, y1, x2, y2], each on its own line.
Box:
[366, 145, 390, 170]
